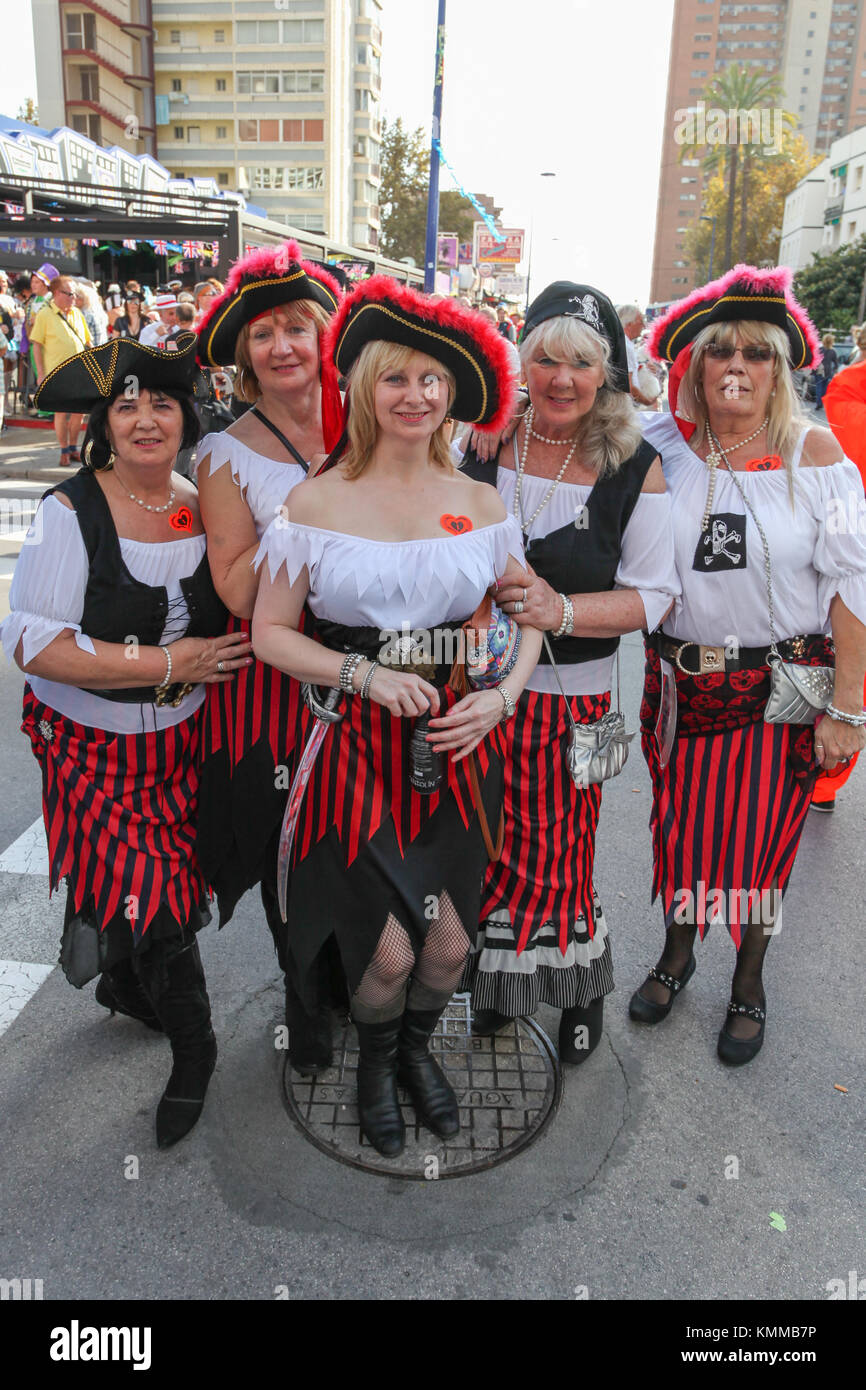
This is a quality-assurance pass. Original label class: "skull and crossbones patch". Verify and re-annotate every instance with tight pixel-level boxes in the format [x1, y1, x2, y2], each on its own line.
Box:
[693, 512, 747, 572]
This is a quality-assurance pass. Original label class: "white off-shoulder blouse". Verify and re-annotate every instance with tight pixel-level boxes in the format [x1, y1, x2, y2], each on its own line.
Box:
[642, 413, 866, 646]
[196, 430, 309, 538]
[1, 494, 207, 734]
[491, 439, 681, 696]
[255, 513, 526, 631]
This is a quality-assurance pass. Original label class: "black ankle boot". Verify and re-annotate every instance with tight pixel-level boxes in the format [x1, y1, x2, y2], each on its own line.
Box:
[95, 960, 162, 1031]
[134, 936, 217, 1149]
[558, 996, 604, 1065]
[286, 970, 332, 1075]
[397, 1008, 460, 1138]
[354, 1016, 405, 1156]
[471, 1007, 514, 1036]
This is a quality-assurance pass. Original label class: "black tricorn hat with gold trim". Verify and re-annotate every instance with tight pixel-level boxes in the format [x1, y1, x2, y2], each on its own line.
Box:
[325, 275, 516, 430]
[34, 333, 204, 411]
[196, 240, 343, 367]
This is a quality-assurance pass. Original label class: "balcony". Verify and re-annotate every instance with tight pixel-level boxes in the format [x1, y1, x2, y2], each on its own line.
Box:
[824, 197, 845, 224]
[67, 92, 142, 134]
[59, 0, 153, 38]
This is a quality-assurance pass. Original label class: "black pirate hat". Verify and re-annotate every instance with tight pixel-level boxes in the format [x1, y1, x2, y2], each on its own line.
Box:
[648, 263, 821, 371]
[197, 240, 342, 367]
[521, 282, 631, 393]
[325, 275, 516, 429]
[34, 332, 205, 412]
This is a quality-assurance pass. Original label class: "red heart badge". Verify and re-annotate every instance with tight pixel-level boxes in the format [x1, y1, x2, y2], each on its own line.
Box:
[440, 513, 473, 535]
[169, 506, 193, 532]
[746, 454, 783, 472]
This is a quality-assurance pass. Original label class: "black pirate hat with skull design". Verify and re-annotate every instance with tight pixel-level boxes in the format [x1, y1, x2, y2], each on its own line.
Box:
[520, 281, 631, 393]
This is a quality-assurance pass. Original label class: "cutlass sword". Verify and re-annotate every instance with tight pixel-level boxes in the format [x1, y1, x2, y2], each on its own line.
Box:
[277, 683, 344, 922]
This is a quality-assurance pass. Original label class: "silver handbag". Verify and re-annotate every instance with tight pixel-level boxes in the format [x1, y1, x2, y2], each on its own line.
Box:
[716, 446, 833, 726]
[543, 632, 634, 787]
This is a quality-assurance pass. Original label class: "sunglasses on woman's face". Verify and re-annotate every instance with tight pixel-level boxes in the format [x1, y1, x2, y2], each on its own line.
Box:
[704, 342, 774, 362]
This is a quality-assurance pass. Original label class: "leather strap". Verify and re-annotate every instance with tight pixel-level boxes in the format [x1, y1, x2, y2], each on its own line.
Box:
[465, 747, 504, 861]
[250, 406, 309, 471]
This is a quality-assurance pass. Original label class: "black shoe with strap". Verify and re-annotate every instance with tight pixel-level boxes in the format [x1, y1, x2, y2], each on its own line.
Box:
[397, 1008, 460, 1139]
[717, 998, 766, 1066]
[628, 953, 696, 1024]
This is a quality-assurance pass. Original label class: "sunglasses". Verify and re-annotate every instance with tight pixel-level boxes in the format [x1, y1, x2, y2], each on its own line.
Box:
[704, 343, 774, 362]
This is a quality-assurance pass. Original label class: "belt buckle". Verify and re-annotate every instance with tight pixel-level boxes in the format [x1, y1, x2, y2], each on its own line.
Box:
[394, 635, 437, 682]
[673, 641, 700, 676]
[699, 645, 724, 674]
[789, 635, 806, 658]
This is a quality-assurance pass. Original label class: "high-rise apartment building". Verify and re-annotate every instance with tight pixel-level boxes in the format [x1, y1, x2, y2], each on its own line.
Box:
[651, 0, 866, 304]
[31, 0, 157, 155]
[31, 0, 383, 248]
[152, 0, 383, 246]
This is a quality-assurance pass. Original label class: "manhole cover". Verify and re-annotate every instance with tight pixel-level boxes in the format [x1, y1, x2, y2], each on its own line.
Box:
[282, 993, 561, 1179]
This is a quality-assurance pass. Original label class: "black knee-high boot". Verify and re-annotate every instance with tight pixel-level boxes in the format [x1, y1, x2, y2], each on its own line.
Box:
[95, 958, 163, 1031]
[261, 879, 335, 1073]
[353, 1004, 406, 1157]
[397, 1007, 460, 1138]
[134, 934, 217, 1149]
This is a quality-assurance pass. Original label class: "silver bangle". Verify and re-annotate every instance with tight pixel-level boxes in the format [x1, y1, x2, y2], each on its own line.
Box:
[156, 645, 172, 692]
[360, 660, 379, 700]
[498, 684, 516, 721]
[339, 652, 364, 693]
[826, 702, 866, 727]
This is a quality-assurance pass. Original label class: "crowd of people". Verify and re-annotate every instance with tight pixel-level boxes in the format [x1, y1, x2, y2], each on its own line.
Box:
[2, 242, 865, 1161]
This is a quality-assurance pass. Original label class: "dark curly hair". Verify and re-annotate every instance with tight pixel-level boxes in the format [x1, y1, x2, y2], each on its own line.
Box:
[82, 387, 200, 470]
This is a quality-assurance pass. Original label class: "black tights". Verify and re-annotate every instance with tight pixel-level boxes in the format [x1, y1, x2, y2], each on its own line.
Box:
[645, 905, 776, 1039]
[351, 892, 471, 1023]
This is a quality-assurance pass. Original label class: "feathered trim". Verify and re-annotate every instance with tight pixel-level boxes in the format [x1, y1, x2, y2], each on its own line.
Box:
[196, 240, 343, 349]
[648, 262, 821, 370]
[323, 275, 517, 433]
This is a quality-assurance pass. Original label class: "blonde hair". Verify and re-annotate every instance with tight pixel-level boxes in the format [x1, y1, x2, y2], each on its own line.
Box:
[233, 298, 331, 402]
[677, 320, 808, 458]
[340, 341, 457, 481]
[519, 318, 642, 476]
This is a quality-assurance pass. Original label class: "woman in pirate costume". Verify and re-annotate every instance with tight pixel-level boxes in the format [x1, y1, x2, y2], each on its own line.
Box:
[195, 243, 346, 1071]
[252, 279, 542, 1156]
[631, 264, 866, 1064]
[459, 282, 680, 1063]
[1, 335, 251, 1145]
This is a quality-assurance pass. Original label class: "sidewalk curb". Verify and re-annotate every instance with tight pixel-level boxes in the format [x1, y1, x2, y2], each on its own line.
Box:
[0, 468, 70, 485]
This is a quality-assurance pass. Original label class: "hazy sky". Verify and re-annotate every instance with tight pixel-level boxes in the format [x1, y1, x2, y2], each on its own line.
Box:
[5, 1, 676, 303]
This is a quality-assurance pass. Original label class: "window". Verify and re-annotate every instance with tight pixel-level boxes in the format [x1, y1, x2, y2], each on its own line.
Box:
[848, 222, 857, 238]
[259, 120, 279, 141]
[66, 12, 96, 47]
[170, 29, 180, 44]
[216, 126, 227, 139]
[238, 69, 323, 94]
[216, 78, 226, 92]
[354, 135, 367, 157]
[171, 79, 182, 92]
[251, 165, 325, 191]
[241, 118, 323, 143]
[173, 126, 184, 139]
[187, 126, 200, 143]
[237, 20, 279, 43]
[214, 29, 225, 42]
[218, 172, 229, 186]
[855, 167, 864, 191]
[238, 120, 256, 141]
[283, 19, 325, 43]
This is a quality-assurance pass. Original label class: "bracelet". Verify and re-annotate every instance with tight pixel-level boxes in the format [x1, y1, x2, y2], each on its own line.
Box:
[498, 685, 516, 721]
[339, 652, 365, 694]
[360, 660, 379, 700]
[826, 702, 866, 726]
[552, 594, 574, 639]
[155, 645, 172, 693]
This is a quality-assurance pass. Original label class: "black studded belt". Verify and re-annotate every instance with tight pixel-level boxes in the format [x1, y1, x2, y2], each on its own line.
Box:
[646, 631, 823, 676]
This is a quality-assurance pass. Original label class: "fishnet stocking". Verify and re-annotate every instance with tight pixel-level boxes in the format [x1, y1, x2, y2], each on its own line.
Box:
[410, 891, 472, 1011]
[351, 914, 414, 1021]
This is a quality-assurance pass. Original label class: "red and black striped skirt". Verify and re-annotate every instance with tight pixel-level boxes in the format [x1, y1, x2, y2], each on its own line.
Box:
[640, 646, 821, 946]
[461, 689, 615, 1014]
[285, 687, 506, 1008]
[22, 685, 209, 976]
[196, 615, 303, 923]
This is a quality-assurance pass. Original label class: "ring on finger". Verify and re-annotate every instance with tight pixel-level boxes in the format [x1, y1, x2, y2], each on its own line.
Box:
[217, 660, 224, 673]
[513, 600, 524, 613]
[522, 587, 527, 603]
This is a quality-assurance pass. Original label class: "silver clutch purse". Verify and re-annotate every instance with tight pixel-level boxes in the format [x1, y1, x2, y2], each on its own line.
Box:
[765, 652, 834, 726]
[566, 708, 634, 787]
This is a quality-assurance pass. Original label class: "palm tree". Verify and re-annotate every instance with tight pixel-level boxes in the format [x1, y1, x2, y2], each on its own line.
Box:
[678, 65, 788, 272]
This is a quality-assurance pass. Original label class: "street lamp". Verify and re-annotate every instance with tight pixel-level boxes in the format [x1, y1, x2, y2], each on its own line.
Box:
[700, 215, 716, 282]
[525, 171, 556, 313]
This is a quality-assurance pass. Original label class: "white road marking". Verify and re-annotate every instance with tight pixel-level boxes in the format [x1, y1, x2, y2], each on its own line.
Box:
[0, 960, 54, 1038]
[0, 817, 49, 876]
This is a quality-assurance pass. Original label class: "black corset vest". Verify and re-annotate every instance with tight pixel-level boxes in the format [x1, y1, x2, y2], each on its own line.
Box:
[46, 469, 227, 702]
[461, 437, 657, 665]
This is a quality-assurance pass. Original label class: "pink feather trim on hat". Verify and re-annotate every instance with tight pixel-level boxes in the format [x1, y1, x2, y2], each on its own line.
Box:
[196, 240, 342, 347]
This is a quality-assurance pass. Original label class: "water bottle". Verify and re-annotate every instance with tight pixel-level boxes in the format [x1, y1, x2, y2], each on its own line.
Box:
[409, 709, 443, 794]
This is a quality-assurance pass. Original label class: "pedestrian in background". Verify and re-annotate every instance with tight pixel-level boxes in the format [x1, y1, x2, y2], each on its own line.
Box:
[29, 274, 92, 464]
[814, 332, 838, 412]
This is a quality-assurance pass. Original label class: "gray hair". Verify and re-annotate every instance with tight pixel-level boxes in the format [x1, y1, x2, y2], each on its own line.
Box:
[617, 303, 643, 328]
[519, 317, 642, 476]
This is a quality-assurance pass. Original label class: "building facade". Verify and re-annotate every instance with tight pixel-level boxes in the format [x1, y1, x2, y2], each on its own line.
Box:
[780, 127, 866, 271]
[651, 0, 866, 304]
[32, 0, 383, 248]
[31, 0, 157, 155]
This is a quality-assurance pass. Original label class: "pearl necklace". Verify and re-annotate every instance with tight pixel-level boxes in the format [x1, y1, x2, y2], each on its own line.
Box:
[119, 477, 177, 514]
[528, 417, 575, 445]
[513, 406, 580, 531]
[700, 417, 768, 533]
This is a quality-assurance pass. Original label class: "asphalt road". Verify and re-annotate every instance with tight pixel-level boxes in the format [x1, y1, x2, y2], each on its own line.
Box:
[0, 423, 862, 1304]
